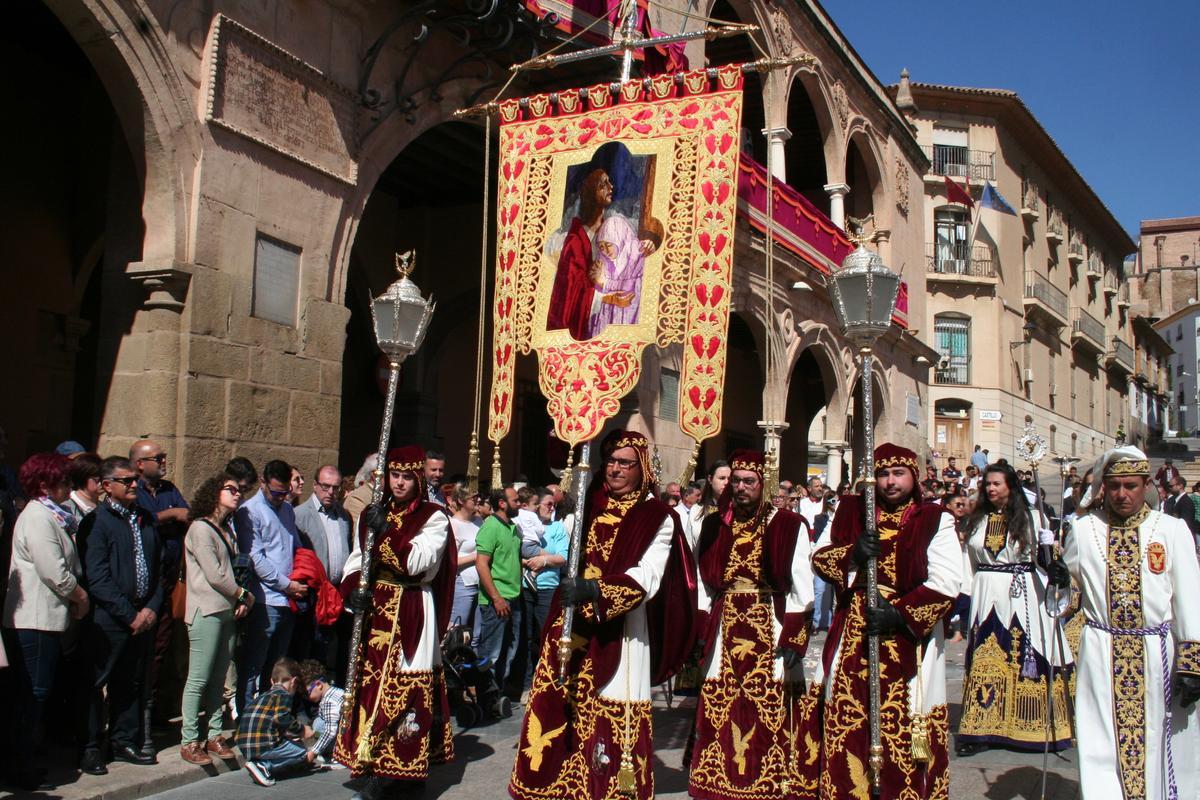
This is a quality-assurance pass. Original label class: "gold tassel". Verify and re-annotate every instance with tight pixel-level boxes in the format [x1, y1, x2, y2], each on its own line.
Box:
[910, 711, 931, 763]
[491, 445, 503, 488]
[616, 751, 637, 796]
[466, 432, 480, 493]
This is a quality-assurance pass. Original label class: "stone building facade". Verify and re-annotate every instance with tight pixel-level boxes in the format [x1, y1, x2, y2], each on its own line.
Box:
[900, 79, 1142, 469]
[7, 0, 936, 494]
[1131, 216, 1200, 320]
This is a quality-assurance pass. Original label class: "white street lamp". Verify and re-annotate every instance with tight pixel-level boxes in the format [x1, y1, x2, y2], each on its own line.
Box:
[344, 250, 435, 729]
[828, 239, 900, 795]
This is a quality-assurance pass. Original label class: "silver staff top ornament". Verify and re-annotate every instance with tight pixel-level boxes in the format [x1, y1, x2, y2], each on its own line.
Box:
[1016, 422, 1047, 468]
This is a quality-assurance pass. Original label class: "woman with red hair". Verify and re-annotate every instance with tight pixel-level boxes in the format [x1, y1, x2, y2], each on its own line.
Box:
[2, 453, 91, 788]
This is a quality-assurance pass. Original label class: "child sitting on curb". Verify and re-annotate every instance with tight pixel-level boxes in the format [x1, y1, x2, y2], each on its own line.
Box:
[299, 659, 346, 768]
[237, 657, 315, 786]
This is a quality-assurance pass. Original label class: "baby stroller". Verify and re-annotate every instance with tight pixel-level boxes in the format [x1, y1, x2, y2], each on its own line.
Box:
[441, 623, 512, 728]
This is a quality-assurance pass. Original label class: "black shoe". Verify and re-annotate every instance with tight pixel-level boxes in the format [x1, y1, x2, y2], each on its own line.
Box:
[80, 749, 109, 775]
[955, 741, 986, 758]
[140, 741, 158, 762]
[113, 743, 156, 765]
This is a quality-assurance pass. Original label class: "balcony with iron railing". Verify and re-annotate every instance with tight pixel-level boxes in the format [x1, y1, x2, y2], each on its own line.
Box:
[1086, 254, 1102, 279]
[1021, 179, 1040, 220]
[1045, 208, 1064, 243]
[1071, 306, 1106, 353]
[922, 145, 996, 181]
[1106, 336, 1134, 374]
[935, 355, 971, 385]
[1117, 283, 1131, 308]
[1103, 269, 1119, 296]
[1068, 236, 1085, 265]
[1023, 271, 1068, 325]
[925, 242, 997, 280]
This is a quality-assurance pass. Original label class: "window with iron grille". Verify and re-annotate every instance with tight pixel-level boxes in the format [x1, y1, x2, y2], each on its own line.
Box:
[658, 369, 679, 422]
[934, 316, 970, 385]
[933, 209, 970, 274]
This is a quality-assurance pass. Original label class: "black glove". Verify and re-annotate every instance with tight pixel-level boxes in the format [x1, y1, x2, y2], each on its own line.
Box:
[865, 592, 907, 636]
[1176, 673, 1200, 708]
[852, 529, 880, 568]
[349, 586, 373, 615]
[560, 575, 600, 605]
[1046, 559, 1071, 590]
[364, 502, 389, 535]
[776, 647, 802, 671]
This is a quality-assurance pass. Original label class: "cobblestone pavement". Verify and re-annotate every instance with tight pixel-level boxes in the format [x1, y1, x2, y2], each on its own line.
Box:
[2, 633, 1080, 800]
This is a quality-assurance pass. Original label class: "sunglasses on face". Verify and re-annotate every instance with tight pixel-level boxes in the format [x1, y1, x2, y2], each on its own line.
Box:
[267, 486, 291, 498]
[138, 454, 167, 464]
[107, 476, 137, 487]
[221, 485, 240, 495]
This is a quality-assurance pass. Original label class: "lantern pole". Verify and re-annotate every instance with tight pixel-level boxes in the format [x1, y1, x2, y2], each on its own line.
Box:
[340, 251, 434, 760]
[828, 226, 899, 799]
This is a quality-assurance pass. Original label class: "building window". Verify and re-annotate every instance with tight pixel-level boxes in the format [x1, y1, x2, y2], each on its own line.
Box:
[934, 316, 970, 384]
[252, 234, 301, 327]
[933, 209, 970, 273]
[658, 369, 679, 423]
[931, 126, 970, 176]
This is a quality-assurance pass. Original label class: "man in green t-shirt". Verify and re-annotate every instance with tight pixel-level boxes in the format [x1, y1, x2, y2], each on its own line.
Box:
[475, 486, 522, 707]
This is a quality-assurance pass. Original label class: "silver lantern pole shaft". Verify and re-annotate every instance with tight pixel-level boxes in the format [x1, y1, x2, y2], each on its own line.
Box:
[860, 345, 883, 797]
[558, 441, 592, 684]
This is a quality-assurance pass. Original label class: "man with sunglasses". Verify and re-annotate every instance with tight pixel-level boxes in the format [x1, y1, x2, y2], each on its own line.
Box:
[130, 439, 190, 727]
[235, 460, 306, 713]
[79, 457, 164, 771]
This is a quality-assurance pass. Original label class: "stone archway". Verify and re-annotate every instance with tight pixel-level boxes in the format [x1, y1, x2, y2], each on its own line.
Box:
[844, 127, 888, 230]
[0, 0, 148, 458]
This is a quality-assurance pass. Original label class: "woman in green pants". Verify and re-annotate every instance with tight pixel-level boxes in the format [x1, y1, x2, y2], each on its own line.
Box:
[180, 473, 254, 765]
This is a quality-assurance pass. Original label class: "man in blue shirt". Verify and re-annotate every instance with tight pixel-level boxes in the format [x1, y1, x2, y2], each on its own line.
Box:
[131, 439, 190, 723]
[969, 444, 988, 473]
[235, 459, 305, 713]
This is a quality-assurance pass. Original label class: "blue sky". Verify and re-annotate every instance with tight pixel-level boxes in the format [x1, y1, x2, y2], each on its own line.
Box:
[820, 0, 1199, 240]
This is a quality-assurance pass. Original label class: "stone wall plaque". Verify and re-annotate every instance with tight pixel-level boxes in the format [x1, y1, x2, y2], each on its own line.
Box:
[204, 14, 358, 185]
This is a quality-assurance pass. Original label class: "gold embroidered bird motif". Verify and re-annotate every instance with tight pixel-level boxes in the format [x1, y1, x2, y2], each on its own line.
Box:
[522, 711, 567, 772]
[731, 721, 756, 775]
[729, 637, 756, 660]
[846, 750, 869, 799]
[804, 731, 819, 765]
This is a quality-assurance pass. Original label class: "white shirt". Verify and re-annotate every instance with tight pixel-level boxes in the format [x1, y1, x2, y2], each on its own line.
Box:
[450, 516, 481, 586]
[515, 507, 544, 547]
[798, 496, 823, 528]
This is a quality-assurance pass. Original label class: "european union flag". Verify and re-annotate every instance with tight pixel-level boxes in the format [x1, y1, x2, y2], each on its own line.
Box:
[979, 181, 1017, 215]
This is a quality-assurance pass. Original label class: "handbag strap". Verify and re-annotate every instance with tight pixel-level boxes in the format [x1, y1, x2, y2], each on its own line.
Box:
[200, 518, 238, 564]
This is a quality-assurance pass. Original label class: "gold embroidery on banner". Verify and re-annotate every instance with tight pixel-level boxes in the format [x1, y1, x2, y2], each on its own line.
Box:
[522, 710, 567, 772]
[1108, 516, 1147, 799]
[813, 544, 852, 585]
[587, 494, 639, 567]
[514, 156, 554, 353]
[332, 669, 438, 780]
[655, 135, 698, 347]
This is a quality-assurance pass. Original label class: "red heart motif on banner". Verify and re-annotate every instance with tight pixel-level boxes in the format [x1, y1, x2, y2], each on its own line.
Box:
[687, 385, 702, 409]
[691, 334, 705, 358]
[631, 123, 652, 134]
[717, 134, 732, 154]
[679, 117, 699, 130]
[534, 137, 553, 150]
[495, 344, 511, 366]
[496, 297, 512, 319]
[580, 130, 598, 145]
[501, 250, 515, 272]
[702, 388, 717, 409]
[681, 102, 700, 116]
[709, 285, 724, 306]
[716, 183, 731, 204]
[698, 232, 712, 253]
[696, 285, 709, 306]
[701, 182, 714, 204]
[712, 234, 728, 255]
[492, 392, 509, 413]
[704, 134, 717, 154]
[535, 123, 554, 135]
[706, 337, 720, 359]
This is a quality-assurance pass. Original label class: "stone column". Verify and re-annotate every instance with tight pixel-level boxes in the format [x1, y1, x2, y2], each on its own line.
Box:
[761, 126, 791, 182]
[824, 183, 850, 229]
[871, 228, 892, 266]
[823, 441, 846, 486]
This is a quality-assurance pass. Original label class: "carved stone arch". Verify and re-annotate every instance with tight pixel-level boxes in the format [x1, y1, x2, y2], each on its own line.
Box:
[43, 0, 198, 263]
[844, 122, 891, 233]
[329, 93, 475, 303]
[786, 66, 842, 191]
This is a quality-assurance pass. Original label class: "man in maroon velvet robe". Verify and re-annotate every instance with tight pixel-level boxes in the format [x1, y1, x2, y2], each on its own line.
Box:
[796, 444, 961, 800]
[334, 446, 457, 800]
[688, 449, 814, 800]
[509, 429, 696, 800]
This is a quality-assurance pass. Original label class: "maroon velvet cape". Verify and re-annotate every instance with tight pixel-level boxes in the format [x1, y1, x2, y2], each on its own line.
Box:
[695, 503, 810, 656]
[355, 499, 458, 662]
[546, 478, 698, 688]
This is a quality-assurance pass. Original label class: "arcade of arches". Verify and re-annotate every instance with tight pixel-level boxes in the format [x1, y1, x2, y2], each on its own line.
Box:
[2, 0, 935, 496]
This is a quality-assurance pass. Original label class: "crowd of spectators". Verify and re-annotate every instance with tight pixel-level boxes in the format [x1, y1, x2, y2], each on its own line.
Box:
[0, 438, 580, 790]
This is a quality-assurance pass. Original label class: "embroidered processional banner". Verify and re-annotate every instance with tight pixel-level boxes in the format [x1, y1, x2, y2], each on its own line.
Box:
[487, 66, 744, 450]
